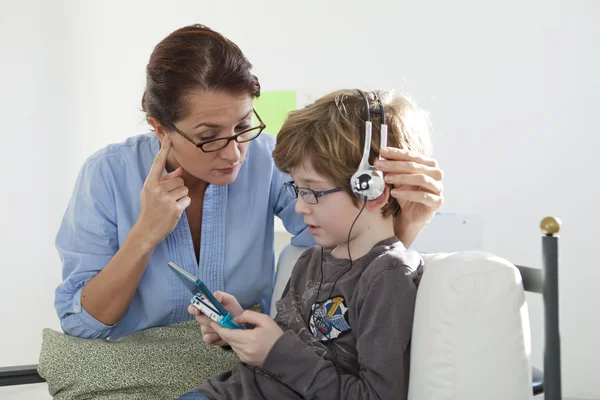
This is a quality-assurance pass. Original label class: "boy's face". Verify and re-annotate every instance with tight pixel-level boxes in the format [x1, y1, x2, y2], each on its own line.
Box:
[291, 161, 363, 249]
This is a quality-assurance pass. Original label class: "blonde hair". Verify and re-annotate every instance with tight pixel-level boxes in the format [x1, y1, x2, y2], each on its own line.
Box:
[273, 89, 432, 217]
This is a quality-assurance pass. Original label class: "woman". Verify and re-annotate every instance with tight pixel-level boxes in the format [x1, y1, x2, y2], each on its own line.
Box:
[54, 24, 444, 340]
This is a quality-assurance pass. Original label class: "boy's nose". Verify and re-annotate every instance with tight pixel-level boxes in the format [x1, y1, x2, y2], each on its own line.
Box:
[294, 195, 311, 215]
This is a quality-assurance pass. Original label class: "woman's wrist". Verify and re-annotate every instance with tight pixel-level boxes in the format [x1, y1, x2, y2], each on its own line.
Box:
[128, 222, 160, 254]
[394, 218, 428, 249]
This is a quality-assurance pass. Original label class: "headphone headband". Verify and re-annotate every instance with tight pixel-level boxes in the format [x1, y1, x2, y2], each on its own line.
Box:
[349, 89, 388, 201]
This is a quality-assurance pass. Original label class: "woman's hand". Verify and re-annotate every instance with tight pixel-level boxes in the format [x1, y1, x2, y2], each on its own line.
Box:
[375, 147, 444, 246]
[211, 311, 283, 367]
[135, 135, 191, 247]
[188, 291, 245, 347]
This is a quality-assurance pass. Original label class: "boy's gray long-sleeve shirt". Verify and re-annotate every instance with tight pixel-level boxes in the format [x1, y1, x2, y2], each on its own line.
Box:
[196, 237, 423, 400]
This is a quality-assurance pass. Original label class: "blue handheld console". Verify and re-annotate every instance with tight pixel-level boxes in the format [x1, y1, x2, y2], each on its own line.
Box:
[168, 261, 245, 330]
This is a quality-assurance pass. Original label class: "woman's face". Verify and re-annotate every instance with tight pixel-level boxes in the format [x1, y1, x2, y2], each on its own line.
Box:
[162, 91, 255, 187]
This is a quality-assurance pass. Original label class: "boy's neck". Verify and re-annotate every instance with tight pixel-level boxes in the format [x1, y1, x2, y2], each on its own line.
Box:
[330, 217, 396, 260]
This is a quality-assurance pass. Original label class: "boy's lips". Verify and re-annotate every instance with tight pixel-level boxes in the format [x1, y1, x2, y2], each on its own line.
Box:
[307, 224, 320, 234]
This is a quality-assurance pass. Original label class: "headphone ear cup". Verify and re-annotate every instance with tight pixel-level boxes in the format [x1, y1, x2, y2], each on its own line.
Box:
[353, 173, 372, 191]
[350, 169, 385, 201]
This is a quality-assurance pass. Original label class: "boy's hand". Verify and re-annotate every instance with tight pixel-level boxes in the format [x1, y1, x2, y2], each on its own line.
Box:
[211, 310, 283, 367]
[188, 291, 244, 347]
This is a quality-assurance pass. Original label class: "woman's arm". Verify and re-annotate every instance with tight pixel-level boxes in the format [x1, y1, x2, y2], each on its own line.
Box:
[55, 157, 132, 338]
[269, 145, 314, 247]
[56, 136, 189, 337]
[394, 219, 430, 249]
[77, 225, 156, 326]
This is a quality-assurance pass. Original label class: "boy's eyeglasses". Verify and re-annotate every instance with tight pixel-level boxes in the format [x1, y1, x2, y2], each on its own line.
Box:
[170, 109, 266, 153]
[284, 181, 343, 204]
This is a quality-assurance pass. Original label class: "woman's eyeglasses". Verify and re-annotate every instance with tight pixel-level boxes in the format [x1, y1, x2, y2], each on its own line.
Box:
[171, 109, 266, 153]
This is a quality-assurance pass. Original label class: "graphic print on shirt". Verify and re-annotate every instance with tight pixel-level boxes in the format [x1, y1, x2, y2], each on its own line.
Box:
[309, 296, 351, 341]
[274, 280, 328, 354]
[275, 279, 320, 326]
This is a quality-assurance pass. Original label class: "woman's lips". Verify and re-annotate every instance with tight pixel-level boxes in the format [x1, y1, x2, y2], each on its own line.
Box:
[216, 165, 237, 175]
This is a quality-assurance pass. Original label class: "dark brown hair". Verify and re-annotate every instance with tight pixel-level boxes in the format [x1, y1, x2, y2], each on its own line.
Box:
[141, 24, 261, 128]
[273, 89, 432, 218]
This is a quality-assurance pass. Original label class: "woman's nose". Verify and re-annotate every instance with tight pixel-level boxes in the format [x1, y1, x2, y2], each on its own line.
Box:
[218, 139, 241, 162]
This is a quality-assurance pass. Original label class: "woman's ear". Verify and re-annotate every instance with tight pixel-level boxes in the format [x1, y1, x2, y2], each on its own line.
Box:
[147, 117, 168, 142]
[366, 184, 390, 211]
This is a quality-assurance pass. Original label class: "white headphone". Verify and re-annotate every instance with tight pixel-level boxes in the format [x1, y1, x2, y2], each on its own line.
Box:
[350, 89, 388, 201]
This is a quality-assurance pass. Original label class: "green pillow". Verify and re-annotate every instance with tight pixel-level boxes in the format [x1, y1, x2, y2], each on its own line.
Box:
[38, 320, 240, 400]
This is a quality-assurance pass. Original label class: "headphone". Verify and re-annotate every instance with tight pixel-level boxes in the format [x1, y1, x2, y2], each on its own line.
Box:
[350, 89, 388, 201]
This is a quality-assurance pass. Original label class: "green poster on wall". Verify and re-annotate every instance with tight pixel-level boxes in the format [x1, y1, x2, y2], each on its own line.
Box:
[254, 90, 297, 136]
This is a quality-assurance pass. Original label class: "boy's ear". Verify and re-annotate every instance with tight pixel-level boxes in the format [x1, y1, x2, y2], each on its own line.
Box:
[365, 184, 391, 211]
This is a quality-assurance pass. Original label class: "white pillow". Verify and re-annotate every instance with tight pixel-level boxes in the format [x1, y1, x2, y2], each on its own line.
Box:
[409, 251, 533, 400]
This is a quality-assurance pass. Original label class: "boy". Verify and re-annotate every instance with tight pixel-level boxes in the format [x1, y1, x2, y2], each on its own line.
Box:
[180, 89, 432, 400]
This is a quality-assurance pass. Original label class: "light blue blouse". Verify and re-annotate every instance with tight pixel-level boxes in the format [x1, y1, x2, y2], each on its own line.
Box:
[54, 133, 313, 339]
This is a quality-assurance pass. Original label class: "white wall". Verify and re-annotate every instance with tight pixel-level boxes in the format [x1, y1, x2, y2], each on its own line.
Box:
[1, 0, 599, 398]
[0, 0, 67, 365]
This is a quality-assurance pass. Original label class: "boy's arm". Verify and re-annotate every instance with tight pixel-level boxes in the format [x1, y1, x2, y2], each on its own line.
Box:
[261, 265, 417, 400]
